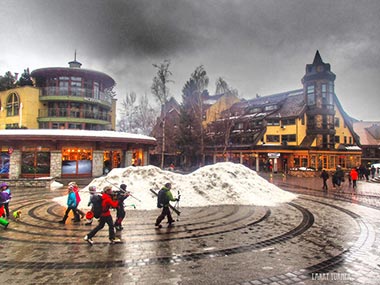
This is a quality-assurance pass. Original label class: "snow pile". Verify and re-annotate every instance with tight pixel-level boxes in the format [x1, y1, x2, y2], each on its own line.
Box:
[53, 162, 297, 210]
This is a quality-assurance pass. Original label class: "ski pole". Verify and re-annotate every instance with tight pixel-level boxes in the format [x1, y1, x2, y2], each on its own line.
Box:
[104, 178, 142, 202]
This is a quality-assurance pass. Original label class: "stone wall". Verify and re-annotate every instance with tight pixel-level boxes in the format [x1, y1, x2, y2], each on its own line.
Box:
[288, 169, 320, 178]
[50, 150, 62, 178]
[0, 178, 55, 188]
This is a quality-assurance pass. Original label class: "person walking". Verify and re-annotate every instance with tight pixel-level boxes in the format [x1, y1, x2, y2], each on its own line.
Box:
[69, 182, 85, 220]
[0, 183, 11, 219]
[58, 185, 80, 224]
[320, 169, 329, 192]
[84, 186, 120, 245]
[85, 186, 98, 226]
[350, 167, 359, 189]
[155, 183, 179, 228]
[334, 165, 344, 190]
[114, 184, 129, 231]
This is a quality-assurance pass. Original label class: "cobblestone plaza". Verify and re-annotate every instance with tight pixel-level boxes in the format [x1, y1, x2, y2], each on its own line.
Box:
[1, 174, 380, 284]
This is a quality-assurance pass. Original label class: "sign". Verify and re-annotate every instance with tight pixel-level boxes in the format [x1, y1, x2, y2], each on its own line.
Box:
[268, 153, 280, 158]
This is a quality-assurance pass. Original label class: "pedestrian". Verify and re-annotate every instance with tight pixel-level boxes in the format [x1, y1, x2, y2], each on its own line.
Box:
[350, 167, 358, 189]
[58, 185, 80, 224]
[333, 165, 344, 190]
[0, 182, 12, 218]
[84, 186, 120, 245]
[0, 204, 9, 229]
[85, 186, 98, 226]
[155, 183, 179, 228]
[370, 166, 376, 179]
[69, 182, 85, 220]
[320, 169, 329, 191]
[114, 184, 129, 231]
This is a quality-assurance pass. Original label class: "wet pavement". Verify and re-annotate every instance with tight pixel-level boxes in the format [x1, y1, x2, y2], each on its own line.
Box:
[1, 174, 380, 284]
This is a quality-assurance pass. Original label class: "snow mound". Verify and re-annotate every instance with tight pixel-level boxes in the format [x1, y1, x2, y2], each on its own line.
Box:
[53, 162, 296, 210]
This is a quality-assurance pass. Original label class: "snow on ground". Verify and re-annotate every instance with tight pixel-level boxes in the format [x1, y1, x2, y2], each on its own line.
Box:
[53, 162, 297, 210]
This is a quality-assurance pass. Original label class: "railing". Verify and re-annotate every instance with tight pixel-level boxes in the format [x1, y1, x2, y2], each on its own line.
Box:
[39, 87, 112, 104]
[39, 108, 111, 121]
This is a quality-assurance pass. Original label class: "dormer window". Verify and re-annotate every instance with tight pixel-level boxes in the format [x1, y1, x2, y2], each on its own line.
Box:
[264, 105, 277, 111]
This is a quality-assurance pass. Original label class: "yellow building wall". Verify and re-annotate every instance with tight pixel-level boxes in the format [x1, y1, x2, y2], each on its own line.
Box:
[263, 115, 311, 146]
[334, 105, 354, 146]
[204, 94, 240, 126]
[0, 86, 42, 129]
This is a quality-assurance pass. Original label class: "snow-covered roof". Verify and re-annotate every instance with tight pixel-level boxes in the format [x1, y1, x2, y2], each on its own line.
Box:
[0, 129, 156, 144]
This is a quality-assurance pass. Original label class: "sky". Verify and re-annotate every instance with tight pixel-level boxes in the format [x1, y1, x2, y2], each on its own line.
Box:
[1, 0, 379, 121]
[52, 162, 297, 210]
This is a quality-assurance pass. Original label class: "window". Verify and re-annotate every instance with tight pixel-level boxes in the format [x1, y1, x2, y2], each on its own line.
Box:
[281, 134, 296, 142]
[267, 119, 280, 126]
[334, 117, 340, 127]
[264, 105, 277, 111]
[282, 119, 295, 125]
[94, 82, 100, 99]
[307, 85, 315, 105]
[21, 150, 50, 176]
[6, 92, 20, 116]
[335, 136, 340, 143]
[266, 135, 280, 142]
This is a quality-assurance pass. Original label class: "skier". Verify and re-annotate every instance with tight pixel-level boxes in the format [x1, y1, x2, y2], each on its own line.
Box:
[155, 183, 179, 228]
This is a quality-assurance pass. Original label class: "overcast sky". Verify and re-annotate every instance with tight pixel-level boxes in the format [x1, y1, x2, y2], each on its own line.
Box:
[0, 0, 379, 121]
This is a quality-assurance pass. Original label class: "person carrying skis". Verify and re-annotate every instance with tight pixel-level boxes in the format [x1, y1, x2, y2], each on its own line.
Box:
[84, 186, 120, 245]
[114, 184, 129, 231]
[155, 182, 179, 228]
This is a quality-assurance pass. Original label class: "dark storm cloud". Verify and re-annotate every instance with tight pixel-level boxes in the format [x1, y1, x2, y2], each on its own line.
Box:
[2, 0, 380, 120]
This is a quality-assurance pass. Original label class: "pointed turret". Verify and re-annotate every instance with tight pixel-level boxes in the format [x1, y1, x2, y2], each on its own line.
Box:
[312, 50, 323, 65]
[68, 50, 82, 68]
[302, 50, 335, 83]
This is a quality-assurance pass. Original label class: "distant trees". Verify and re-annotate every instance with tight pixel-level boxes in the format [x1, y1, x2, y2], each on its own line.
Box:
[151, 60, 173, 168]
[0, 71, 17, 91]
[178, 65, 209, 167]
[117, 92, 156, 135]
[0, 68, 33, 91]
[17, 68, 33, 87]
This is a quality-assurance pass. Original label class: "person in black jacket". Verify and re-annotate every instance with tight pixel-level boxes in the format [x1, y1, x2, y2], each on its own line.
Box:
[320, 169, 329, 191]
[114, 184, 129, 231]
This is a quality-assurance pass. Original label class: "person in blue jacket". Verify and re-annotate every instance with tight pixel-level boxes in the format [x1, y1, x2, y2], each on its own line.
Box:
[58, 185, 80, 224]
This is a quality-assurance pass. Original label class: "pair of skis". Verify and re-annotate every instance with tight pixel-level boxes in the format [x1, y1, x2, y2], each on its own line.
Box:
[149, 189, 181, 216]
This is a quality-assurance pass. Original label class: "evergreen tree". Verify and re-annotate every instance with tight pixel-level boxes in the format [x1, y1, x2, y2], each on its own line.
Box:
[0, 71, 17, 91]
[17, 68, 33, 86]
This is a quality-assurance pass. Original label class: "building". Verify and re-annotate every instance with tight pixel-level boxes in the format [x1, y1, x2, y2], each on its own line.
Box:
[352, 121, 380, 166]
[205, 51, 362, 172]
[0, 58, 156, 180]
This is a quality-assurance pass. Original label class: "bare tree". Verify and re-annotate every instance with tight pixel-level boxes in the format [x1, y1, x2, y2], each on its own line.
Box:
[117, 92, 156, 135]
[151, 59, 173, 168]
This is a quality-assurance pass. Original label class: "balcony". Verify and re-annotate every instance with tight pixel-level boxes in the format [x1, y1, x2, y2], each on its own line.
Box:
[39, 87, 112, 107]
[38, 108, 111, 124]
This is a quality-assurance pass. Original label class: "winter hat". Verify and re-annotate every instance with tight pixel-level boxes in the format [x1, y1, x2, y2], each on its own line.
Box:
[68, 181, 77, 187]
[120, 184, 127, 192]
[89, 186, 96, 193]
[103, 186, 112, 192]
[0, 182, 8, 188]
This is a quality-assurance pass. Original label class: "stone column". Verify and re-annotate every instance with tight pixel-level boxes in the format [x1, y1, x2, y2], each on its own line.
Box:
[125, 150, 133, 167]
[92, 150, 104, 177]
[50, 150, 62, 178]
[9, 150, 21, 179]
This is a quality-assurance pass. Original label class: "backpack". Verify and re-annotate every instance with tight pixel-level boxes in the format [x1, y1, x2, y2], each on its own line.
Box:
[157, 189, 169, 208]
[91, 195, 103, 219]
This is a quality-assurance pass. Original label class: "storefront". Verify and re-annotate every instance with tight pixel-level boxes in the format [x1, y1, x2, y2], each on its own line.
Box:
[0, 129, 156, 179]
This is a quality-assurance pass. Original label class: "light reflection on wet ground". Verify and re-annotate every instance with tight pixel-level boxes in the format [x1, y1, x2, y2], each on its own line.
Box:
[1, 174, 380, 284]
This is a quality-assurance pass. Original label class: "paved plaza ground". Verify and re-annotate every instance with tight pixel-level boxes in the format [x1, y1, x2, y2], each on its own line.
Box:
[1, 173, 380, 284]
